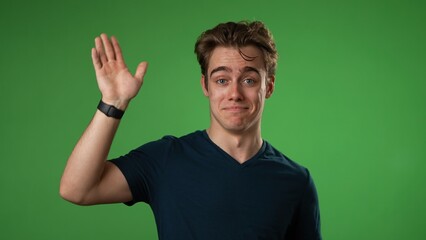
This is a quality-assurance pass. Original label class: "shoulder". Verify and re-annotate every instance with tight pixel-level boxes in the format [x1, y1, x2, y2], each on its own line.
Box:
[159, 130, 205, 143]
[177, 130, 206, 143]
[131, 130, 205, 154]
[261, 141, 311, 181]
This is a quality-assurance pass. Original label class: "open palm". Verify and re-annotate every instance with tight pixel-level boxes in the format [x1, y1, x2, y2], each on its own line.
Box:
[91, 33, 148, 110]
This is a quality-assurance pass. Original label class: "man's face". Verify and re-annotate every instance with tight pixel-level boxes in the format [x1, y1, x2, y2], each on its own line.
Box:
[201, 45, 274, 133]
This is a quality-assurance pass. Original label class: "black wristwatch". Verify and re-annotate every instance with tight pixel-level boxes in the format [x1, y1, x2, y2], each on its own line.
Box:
[97, 100, 125, 119]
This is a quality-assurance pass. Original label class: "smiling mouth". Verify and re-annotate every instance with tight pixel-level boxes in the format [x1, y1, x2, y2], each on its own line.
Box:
[223, 106, 249, 112]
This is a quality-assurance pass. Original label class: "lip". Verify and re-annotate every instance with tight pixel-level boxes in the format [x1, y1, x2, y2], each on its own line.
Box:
[223, 106, 249, 112]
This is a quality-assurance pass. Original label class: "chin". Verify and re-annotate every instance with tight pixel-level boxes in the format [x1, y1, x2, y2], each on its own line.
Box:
[212, 114, 258, 133]
[223, 122, 253, 133]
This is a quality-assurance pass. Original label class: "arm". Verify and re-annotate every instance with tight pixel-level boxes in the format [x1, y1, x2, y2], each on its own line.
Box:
[285, 171, 322, 239]
[59, 33, 148, 205]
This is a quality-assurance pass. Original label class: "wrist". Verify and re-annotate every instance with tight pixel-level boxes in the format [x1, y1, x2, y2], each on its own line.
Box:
[97, 100, 126, 119]
[100, 98, 130, 111]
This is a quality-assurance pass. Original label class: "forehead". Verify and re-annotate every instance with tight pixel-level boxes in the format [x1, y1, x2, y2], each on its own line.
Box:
[208, 46, 265, 74]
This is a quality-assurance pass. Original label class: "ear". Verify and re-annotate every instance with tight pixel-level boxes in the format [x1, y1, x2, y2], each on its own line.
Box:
[265, 75, 275, 99]
[201, 75, 209, 97]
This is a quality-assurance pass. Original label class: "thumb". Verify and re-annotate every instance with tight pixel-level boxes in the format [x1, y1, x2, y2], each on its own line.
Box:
[134, 61, 148, 82]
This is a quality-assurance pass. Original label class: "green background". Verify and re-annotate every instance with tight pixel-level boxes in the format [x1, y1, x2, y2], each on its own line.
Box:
[1, 0, 425, 239]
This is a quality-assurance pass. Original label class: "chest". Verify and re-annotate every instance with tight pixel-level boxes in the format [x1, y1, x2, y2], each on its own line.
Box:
[153, 153, 304, 233]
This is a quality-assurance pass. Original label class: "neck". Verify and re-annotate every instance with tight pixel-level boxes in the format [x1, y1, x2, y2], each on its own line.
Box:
[206, 125, 263, 164]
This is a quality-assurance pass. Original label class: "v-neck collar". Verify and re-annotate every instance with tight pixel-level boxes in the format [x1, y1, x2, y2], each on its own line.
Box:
[201, 130, 267, 168]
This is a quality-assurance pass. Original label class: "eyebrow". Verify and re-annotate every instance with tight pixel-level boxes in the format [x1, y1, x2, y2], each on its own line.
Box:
[209, 66, 261, 78]
[209, 66, 231, 78]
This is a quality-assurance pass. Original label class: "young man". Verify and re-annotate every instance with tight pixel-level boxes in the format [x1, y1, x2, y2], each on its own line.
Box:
[60, 21, 321, 239]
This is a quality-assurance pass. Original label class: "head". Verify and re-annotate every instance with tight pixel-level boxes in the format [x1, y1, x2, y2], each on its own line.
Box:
[194, 21, 278, 89]
[194, 21, 278, 134]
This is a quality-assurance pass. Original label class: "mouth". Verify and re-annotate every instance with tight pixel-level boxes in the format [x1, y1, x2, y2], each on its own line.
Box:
[223, 106, 249, 112]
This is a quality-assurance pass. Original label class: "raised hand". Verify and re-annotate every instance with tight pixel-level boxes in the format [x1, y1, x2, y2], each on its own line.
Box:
[91, 33, 148, 110]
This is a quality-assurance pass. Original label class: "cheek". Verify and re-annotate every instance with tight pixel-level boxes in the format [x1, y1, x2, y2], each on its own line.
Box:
[208, 92, 224, 108]
[251, 91, 265, 104]
[209, 88, 226, 100]
[249, 92, 266, 112]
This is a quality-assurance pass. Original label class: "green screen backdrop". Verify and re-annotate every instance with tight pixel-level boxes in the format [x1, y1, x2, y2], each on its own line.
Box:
[1, 0, 425, 239]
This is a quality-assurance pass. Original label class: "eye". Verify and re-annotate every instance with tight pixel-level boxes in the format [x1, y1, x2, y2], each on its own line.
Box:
[216, 79, 228, 85]
[243, 78, 255, 86]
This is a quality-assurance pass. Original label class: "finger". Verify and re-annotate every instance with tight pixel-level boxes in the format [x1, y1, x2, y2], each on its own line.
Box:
[95, 36, 107, 65]
[134, 62, 148, 82]
[91, 48, 102, 70]
[100, 33, 116, 61]
[111, 36, 125, 64]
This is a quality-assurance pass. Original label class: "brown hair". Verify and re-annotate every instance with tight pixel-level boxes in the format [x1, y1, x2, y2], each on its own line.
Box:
[194, 21, 278, 82]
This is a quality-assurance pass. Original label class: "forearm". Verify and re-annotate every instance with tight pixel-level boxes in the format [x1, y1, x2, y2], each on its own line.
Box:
[60, 33, 147, 205]
[60, 109, 121, 204]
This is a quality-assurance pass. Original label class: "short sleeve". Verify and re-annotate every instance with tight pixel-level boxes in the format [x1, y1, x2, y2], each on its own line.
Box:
[285, 169, 322, 240]
[110, 136, 175, 206]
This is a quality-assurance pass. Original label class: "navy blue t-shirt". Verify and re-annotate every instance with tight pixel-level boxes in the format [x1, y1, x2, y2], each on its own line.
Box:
[111, 130, 321, 240]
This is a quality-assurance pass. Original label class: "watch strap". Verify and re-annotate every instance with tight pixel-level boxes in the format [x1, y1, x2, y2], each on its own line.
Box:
[97, 100, 125, 119]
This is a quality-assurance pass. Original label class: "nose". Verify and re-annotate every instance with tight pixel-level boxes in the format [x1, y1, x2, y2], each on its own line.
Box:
[228, 81, 244, 101]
